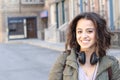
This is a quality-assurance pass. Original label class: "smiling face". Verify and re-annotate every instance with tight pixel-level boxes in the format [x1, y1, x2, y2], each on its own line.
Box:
[76, 19, 96, 51]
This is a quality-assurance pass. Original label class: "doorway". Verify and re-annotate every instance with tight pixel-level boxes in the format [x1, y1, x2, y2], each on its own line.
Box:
[26, 17, 37, 38]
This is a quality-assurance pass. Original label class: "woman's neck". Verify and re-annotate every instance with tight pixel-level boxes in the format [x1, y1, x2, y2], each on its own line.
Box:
[81, 47, 95, 56]
[80, 47, 95, 64]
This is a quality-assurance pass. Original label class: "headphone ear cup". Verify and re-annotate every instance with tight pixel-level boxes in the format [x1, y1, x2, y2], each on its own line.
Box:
[78, 51, 86, 64]
[90, 52, 99, 65]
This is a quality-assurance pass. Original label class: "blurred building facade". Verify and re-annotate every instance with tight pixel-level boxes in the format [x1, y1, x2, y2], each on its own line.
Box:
[45, 0, 120, 47]
[0, 0, 120, 47]
[45, 0, 80, 42]
[0, 0, 47, 42]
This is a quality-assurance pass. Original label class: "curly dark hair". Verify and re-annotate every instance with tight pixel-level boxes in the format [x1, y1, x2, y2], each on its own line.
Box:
[65, 12, 113, 57]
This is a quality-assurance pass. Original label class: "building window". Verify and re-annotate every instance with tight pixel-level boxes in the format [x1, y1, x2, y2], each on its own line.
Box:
[56, 0, 66, 28]
[8, 19, 24, 35]
[9, 23, 24, 35]
[8, 18, 25, 39]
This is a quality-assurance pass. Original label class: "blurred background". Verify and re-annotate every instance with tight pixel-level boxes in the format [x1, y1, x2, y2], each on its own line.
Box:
[0, 0, 120, 80]
[0, 0, 120, 47]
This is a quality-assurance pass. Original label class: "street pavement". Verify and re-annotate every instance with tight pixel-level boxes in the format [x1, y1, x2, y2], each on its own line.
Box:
[0, 39, 119, 80]
[0, 43, 60, 80]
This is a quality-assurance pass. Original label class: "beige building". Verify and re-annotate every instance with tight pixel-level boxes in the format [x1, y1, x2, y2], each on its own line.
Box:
[45, 0, 80, 42]
[0, 0, 47, 42]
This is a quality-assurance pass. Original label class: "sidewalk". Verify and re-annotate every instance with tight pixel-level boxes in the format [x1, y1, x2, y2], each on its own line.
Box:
[7, 39, 65, 51]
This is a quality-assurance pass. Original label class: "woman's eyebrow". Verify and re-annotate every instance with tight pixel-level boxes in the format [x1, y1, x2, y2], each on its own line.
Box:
[76, 28, 82, 30]
[86, 28, 95, 30]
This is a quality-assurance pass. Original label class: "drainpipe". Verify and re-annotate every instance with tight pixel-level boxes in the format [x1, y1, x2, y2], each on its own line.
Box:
[109, 0, 114, 31]
[80, 0, 83, 13]
[56, 3, 59, 28]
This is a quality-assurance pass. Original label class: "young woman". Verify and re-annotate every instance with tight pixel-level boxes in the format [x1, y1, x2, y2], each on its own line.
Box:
[49, 12, 120, 80]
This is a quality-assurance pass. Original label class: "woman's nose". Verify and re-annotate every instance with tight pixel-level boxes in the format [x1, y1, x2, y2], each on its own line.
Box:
[81, 32, 88, 38]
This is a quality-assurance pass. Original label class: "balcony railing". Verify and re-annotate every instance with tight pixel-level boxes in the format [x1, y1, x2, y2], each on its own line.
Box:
[21, 0, 44, 5]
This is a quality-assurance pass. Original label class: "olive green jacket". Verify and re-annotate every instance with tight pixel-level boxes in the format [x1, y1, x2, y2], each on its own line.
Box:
[49, 49, 120, 80]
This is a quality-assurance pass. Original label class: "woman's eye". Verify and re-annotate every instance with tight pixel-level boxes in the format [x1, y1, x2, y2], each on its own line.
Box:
[87, 30, 93, 33]
[77, 31, 82, 33]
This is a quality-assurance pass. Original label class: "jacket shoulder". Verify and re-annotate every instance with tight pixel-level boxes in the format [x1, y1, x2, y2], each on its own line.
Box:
[59, 51, 70, 62]
[105, 55, 119, 63]
[106, 55, 120, 79]
[48, 51, 70, 80]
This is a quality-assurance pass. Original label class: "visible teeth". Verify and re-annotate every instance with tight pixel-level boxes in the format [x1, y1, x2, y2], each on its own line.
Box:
[82, 41, 89, 42]
[82, 41, 89, 43]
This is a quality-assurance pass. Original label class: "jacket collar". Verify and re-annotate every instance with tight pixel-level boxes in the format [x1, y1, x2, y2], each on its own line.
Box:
[66, 49, 78, 70]
[96, 56, 114, 77]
